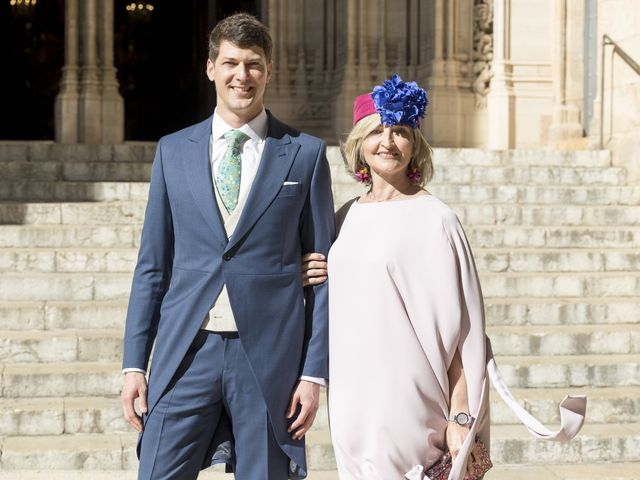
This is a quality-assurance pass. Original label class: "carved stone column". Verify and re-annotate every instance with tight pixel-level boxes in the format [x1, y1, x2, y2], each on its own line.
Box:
[333, 0, 360, 138]
[99, 0, 124, 143]
[54, 0, 124, 144]
[548, 0, 583, 145]
[423, 0, 476, 147]
[487, 0, 515, 149]
[264, 0, 344, 140]
[78, 0, 102, 143]
[54, 0, 80, 143]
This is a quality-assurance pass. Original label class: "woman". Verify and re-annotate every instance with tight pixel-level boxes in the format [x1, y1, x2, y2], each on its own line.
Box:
[303, 75, 586, 480]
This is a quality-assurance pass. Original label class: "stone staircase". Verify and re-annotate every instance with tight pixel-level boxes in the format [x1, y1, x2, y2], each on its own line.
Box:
[0, 141, 638, 479]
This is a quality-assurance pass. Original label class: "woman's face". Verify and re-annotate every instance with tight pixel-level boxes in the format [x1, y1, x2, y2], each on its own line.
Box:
[362, 124, 414, 179]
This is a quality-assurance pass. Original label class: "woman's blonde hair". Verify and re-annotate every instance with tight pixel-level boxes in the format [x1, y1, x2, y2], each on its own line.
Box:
[341, 113, 434, 186]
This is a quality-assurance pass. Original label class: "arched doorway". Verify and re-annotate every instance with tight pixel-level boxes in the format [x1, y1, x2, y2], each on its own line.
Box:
[0, 0, 64, 139]
[0, 0, 261, 141]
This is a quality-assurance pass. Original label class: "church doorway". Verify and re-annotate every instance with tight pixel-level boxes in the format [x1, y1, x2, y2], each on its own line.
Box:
[115, 0, 260, 140]
[0, 0, 261, 141]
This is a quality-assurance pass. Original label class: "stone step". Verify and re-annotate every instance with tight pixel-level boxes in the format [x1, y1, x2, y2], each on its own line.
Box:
[1, 466, 640, 480]
[0, 472, 339, 480]
[330, 163, 628, 186]
[430, 185, 640, 205]
[0, 329, 123, 363]
[1, 324, 637, 365]
[431, 164, 628, 186]
[0, 141, 156, 164]
[0, 271, 638, 301]
[450, 204, 640, 227]
[0, 202, 147, 226]
[0, 162, 151, 182]
[0, 142, 610, 168]
[486, 464, 640, 480]
[489, 386, 640, 425]
[1, 363, 122, 398]
[330, 196, 640, 227]
[0, 225, 140, 248]
[3, 247, 640, 274]
[0, 273, 134, 301]
[5, 180, 640, 204]
[325, 146, 613, 168]
[0, 297, 637, 333]
[0, 248, 138, 273]
[434, 148, 614, 168]
[1, 385, 635, 437]
[487, 324, 640, 355]
[3, 201, 640, 226]
[484, 298, 640, 326]
[331, 184, 640, 205]
[1, 163, 625, 189]
[0, 224, 636, 249]
[0, 397, 127, 436]
[475, 248, 640, 273]
[0, 300, 129, 331]
[492, 354, 640, 388]
[2, 355, 637, 399]
[465, 226, 640, 248]
[0, 182, 149, 202]
[0, 423, 637, 470]
[1, 142, 613, 168]
[478, 272, 640, 298]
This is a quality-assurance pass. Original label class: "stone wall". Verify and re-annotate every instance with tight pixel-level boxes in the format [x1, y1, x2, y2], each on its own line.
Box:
[596, 0, 640, 180]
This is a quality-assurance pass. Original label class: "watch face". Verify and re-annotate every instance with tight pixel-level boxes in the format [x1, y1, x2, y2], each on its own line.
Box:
[455, 412, 470, 425]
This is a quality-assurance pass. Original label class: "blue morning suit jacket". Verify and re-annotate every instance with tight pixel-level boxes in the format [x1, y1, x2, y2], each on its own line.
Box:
[122, 112, 335, 476]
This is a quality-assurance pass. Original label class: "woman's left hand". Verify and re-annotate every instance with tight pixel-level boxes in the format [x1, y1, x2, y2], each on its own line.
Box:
[302, 252, 328, 287]
[445, 422, 476, 476]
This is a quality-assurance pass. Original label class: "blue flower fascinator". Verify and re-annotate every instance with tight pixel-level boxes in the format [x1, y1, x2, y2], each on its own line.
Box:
[371, 74, 428, 128]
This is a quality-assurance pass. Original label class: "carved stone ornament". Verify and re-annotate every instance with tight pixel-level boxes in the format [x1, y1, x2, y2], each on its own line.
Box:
[472, 0, 494, 108]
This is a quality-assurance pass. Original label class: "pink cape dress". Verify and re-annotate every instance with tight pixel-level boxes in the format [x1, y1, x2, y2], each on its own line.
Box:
[327, 195, 586, 480]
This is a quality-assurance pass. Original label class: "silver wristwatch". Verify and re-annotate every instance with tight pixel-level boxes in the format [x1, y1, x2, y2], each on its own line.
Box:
[448, 412, 474, 426]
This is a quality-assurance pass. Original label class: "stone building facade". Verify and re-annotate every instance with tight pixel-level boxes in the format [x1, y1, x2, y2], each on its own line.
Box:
[54, 0, 640, 173]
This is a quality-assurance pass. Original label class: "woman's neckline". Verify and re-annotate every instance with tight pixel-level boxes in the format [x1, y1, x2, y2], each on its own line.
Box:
[355, 192, 434, 205]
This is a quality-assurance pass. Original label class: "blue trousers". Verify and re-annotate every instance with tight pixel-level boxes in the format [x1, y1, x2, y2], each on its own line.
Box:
[138, 330, 290, 479]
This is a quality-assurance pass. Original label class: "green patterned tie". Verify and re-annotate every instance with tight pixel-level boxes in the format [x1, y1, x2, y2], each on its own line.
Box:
[217, 129, 249, 214]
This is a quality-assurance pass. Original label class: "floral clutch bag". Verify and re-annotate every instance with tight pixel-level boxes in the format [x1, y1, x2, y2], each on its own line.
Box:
[425, 437, 492, 480]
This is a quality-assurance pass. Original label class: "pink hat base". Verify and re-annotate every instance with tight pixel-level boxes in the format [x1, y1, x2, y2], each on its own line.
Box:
[353, 93, 377, 126]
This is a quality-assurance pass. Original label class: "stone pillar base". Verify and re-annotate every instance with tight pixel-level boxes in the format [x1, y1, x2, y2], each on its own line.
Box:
[488, 88, 515, 149]
[55, 0, 124, 144]
[549, 104, 584, 145]
[101, 90, 125, 144]
[55, 90, 79, 144]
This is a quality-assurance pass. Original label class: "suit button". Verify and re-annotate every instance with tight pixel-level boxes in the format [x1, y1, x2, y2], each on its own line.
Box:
[223, 253, 232, 261]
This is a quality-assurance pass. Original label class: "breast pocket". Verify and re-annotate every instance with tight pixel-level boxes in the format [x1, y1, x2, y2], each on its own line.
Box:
[276, 182, 302, 198]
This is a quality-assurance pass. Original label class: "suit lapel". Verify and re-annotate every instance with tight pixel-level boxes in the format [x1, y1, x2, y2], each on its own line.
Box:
[183, 116, 228, 248]
[225, 117, 299, 254]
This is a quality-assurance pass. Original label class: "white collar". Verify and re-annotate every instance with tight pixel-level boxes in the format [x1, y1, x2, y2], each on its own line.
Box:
[211, 108, 268, 143]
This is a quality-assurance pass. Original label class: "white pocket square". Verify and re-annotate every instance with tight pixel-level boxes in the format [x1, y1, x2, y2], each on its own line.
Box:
[283, 181, 299, 185]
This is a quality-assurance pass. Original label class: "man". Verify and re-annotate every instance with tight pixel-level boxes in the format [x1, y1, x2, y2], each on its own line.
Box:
[120, 13, 335, 479]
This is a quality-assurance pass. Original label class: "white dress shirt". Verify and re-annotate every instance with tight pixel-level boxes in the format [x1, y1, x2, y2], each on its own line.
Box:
[210, 107, 268, 211]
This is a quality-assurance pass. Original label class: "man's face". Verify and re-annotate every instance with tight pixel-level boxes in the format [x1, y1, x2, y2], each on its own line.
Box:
[207, 40, 272, 125]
